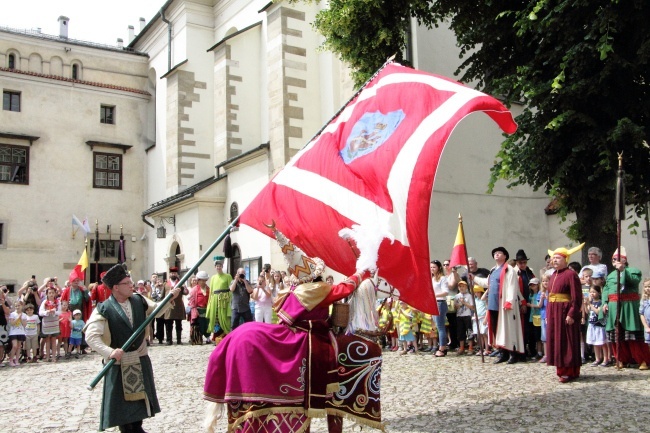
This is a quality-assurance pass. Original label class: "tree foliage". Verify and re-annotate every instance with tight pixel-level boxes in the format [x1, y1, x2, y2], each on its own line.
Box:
[302, 0, 650, 257]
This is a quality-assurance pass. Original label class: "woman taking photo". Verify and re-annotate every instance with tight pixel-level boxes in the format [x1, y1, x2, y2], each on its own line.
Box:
[252, 271, 277, 323]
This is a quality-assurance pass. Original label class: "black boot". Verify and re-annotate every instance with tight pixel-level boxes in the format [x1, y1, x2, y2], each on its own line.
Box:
[494, 350, 509, 364]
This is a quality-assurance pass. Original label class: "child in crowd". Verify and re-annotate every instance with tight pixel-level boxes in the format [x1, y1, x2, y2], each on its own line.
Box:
[8, 300, 27, 367]
[590, 268, 612, 365]
[23, 303, 40, 363]
[640, 278, 650, 349]
[579, 266, 593, 363]
[454, 281, 474, 355]
[418, 312, 434, 352]
[538, 274, 549, 363]
[59, 300, 72, 359]
[586, 285, 607, 366]
[70, 309, 85, 358]
[396, 301, 418, 355]
[388, 299, 399, 351]
[472, 285, 489, 355]
[39, 287, 61, 362]
[528, 278, 543, 359]
[377, 297, 393, 350]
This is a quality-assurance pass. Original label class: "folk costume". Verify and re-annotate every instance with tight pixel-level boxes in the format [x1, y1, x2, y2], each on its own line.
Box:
[601, 247, 650, 368]
[546, 245, 584, 381]
[206, 256, 233, 338]
[61, 273, 92, 322]
[84, 264, 173, 432]
[203, 228, 382, 433]
[188, 271, 211, 344]
[493, 264, 525, 354]
[474, 248, 525, 358]
[164, 267, 186, 345]
[91, 272, 112, 307]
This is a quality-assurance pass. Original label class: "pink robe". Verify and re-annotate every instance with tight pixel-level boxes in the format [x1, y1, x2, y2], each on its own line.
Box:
[203, 274, 382, 432]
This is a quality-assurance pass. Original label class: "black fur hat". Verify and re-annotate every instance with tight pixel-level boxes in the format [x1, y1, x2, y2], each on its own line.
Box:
[102, 263, 130, 288]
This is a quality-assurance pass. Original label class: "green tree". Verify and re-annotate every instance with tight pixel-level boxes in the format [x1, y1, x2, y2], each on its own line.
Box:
[304, 0, 650, 262]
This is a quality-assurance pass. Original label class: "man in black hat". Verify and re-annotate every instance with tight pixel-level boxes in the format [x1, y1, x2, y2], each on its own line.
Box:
[84, 263, 181, 433]
[474, 247, 526, 364]
[164, 266, 188, 345]
[514, 249, 536, 359]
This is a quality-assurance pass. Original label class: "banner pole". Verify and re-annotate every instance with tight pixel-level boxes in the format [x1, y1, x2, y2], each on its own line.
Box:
[614, 153, 625, 369]
[87, 216, 240, 390]
[456, 214, 484, 363]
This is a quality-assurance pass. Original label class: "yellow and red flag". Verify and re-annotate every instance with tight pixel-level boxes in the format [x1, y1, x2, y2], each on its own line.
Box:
[448, 218, 468, 267]
[69, 249, 89, 282]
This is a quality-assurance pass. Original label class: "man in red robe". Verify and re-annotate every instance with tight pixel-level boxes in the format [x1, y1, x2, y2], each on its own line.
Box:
[546, 246, 584, 383]
[91, 271, 111, 308]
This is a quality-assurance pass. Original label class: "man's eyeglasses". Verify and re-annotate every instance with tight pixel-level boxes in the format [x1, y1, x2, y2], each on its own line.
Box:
[117, 280, 134, 287]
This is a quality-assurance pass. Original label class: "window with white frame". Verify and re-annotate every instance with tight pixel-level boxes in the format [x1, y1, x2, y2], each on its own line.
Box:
[93, 152, 122, 189]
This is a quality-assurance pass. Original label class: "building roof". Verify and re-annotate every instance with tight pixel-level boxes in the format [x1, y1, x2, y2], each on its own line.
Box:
[143, 142, 271, 216]
[0, 25, 148, 56]
[142, 175, 223, 217]
[128, 0, 175, 49]
[0, 67, 150, 96]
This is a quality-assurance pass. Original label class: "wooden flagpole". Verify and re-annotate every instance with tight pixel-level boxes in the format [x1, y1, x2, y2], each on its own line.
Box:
[457, 214, 485, 363]
[614, 153, 625, 369]
[87, 216, 240, 390]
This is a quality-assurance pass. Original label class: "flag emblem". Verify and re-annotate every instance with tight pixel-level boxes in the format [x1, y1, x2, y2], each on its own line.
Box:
[341, 110, 405, 163]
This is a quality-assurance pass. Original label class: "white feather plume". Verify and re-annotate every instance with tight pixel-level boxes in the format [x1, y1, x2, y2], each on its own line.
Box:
[339, 221, 394, 273]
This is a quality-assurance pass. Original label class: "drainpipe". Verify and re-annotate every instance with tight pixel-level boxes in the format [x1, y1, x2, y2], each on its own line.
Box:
[160, 8, 172, 71]
[142, 215, 155, 229]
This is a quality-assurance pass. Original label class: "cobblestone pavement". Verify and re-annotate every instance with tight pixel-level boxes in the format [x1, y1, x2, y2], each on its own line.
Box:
[2, 329, 649, 433]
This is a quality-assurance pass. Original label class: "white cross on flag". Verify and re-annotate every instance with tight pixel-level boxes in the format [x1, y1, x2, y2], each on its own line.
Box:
[240, 63, 517, 314]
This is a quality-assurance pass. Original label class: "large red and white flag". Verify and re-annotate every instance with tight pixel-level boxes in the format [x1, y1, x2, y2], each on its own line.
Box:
[239, 63, 517, 314]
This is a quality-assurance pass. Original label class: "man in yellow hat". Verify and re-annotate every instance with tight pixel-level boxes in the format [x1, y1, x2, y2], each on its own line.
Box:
[546, 246, 583, 383]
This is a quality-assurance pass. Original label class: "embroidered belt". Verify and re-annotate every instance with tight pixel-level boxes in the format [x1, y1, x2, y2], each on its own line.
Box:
[548, 293, 571, 303]
[608, 293, 640, 302]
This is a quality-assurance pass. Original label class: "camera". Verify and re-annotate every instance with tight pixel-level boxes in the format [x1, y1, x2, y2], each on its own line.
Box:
[239, 273, 246, 279]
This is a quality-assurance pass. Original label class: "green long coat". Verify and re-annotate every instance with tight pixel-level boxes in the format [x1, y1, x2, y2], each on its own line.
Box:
[601, 266, 643, 332]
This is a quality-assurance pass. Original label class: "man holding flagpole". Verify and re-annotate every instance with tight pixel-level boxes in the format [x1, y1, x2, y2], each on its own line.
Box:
[84, 263, 181, 432]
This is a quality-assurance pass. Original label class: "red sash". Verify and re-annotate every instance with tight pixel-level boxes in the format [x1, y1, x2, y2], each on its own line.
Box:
[608, 293, 640, 302]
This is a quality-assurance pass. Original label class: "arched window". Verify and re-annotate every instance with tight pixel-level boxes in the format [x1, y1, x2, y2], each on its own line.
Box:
[230, 244, 241, 278]
[174, 244, 181, 270]
[8, 54, 15, 69]
[229, 202, 239, 229]
[72, 64, 79, 79]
